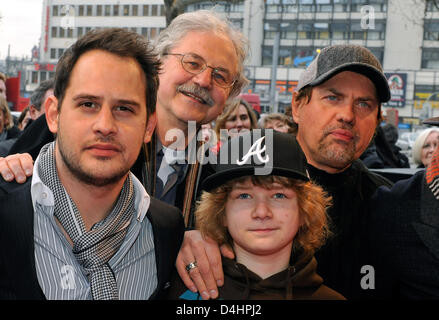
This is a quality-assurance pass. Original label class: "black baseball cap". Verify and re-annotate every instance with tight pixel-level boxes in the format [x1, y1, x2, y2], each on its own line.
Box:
[296, 44, 391, 103]
[202, 129, 309, 192]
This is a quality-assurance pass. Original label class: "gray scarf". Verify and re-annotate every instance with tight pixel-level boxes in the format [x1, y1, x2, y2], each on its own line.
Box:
[38, 142, 135, 300]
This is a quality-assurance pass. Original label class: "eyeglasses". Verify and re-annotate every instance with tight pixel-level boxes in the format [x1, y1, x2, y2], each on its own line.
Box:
[164, 53, 236, 88]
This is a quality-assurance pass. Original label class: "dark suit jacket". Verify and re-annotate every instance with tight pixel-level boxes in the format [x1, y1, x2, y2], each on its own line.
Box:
[370, 170, 439, 299]
[0, 178, 185, 300]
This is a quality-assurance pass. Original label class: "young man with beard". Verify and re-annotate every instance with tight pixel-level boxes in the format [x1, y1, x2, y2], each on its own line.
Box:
[0, 11, 248, 300]
[0, 28, 184, 300]
[176, 45, 393, 300]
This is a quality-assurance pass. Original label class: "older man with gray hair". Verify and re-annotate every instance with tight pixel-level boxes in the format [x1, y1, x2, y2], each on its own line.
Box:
[141, 9, 249, 224]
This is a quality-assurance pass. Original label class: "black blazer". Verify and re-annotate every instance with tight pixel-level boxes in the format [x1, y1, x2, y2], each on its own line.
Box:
[370, 170, 439, 299]
[0, 178, 185, 300]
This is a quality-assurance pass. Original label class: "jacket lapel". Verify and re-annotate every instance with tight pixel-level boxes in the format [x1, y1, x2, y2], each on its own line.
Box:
[145, 208, 163, 299]
[145, 198, 185, 300]
[145, 199, 174, 300]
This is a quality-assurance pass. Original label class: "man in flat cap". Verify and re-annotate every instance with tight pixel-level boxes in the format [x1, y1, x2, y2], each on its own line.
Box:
[176, 44, 393, 300]
[288, 44, 394, 299]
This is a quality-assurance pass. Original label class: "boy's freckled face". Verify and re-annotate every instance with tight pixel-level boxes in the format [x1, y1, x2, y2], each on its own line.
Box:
[224, 178, 301, 257]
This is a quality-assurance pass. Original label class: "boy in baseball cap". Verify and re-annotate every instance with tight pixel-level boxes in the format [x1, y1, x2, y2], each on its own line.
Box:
[168, 129, 344, 300]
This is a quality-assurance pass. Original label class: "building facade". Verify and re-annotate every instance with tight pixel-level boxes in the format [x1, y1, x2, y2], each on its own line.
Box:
[26, 0, 166, 92]
[24, 0, 439, 129]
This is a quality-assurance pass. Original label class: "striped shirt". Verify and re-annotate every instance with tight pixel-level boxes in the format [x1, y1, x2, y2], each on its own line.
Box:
[31, 157, 157, 300]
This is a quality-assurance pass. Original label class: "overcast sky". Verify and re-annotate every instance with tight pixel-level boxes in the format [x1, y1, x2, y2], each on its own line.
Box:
[0, 0, 43, 59]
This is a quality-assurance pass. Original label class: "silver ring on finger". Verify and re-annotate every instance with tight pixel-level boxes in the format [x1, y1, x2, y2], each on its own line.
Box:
[185, 261, 198, 273]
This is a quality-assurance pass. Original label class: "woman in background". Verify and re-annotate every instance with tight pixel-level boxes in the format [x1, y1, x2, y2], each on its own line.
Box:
[412, 128, 439, 168]
[259, 112, 295, 134]
[215, 98, 258, 139]
[212, 99, 258, 153]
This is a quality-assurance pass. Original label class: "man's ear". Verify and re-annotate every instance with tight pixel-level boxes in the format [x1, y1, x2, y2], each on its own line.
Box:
[45, 95, 60, 134]
[291, 91, 302, 124]
[29, 105, 38, 120]
[144, 112, 157, 144]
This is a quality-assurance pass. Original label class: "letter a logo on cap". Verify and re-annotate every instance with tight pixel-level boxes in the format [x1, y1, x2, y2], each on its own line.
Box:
[237, 136, 269, 165]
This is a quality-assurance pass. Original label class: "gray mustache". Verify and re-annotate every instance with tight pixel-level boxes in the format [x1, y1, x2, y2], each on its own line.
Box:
[177, 83, 215, 107]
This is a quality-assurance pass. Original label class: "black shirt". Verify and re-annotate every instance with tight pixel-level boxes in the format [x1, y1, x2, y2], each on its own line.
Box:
[307, 160, 393, 299]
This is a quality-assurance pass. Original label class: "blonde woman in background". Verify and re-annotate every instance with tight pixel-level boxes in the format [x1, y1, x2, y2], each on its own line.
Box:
[412, 128, 439, 168]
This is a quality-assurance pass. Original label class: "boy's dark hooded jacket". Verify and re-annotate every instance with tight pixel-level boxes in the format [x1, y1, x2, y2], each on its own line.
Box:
[168, 249, 344, 300]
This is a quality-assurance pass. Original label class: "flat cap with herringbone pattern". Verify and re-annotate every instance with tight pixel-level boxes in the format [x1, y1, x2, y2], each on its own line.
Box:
[296, 44, 391, 103]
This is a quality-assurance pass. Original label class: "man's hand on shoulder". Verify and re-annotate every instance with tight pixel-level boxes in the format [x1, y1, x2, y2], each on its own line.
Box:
[0, 153, 34, 183]
[176, 230, 234, 300]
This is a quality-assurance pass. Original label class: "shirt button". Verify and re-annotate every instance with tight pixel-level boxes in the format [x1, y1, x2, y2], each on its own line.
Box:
[42, 192, 48, 199]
